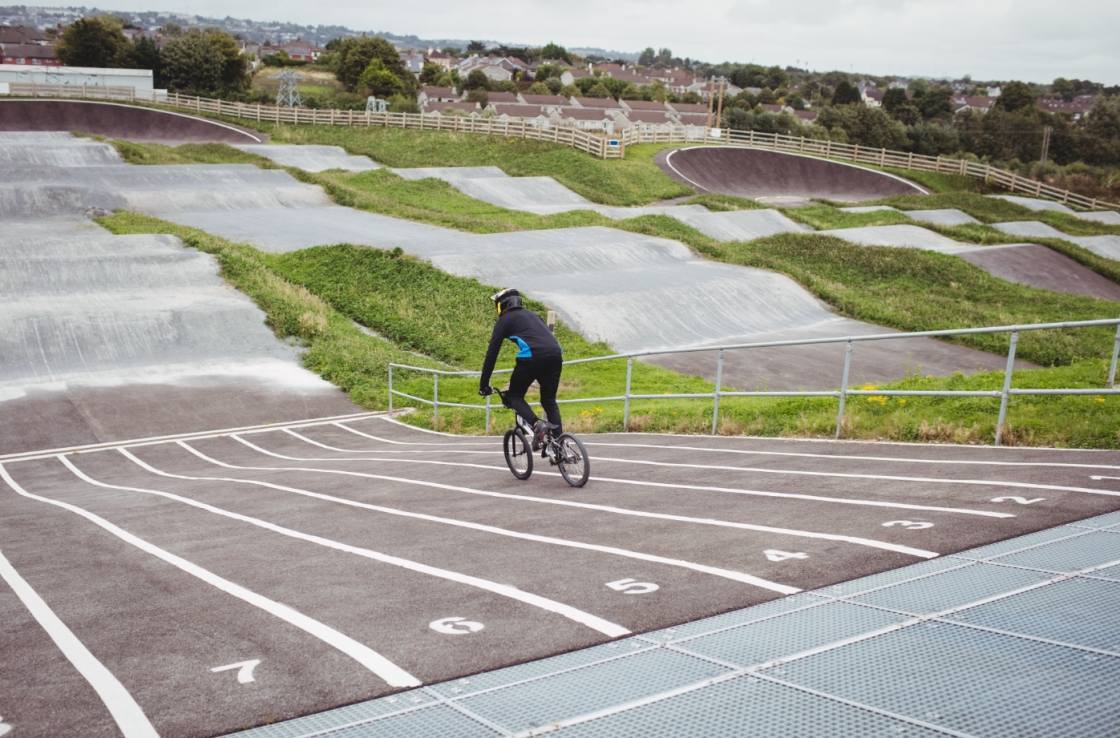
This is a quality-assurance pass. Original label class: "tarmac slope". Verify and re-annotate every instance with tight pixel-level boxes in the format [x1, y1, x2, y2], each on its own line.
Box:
[993, 221, 1120, 261]
[233, 144, 380, 172]
[655, 146, 927, 201]
[0, 99, 266, 144]
[1, 416, 1118, 737]
[0, 134, 359, 455]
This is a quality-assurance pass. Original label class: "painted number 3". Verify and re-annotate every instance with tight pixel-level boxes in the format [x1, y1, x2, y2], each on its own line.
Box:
[607, 578, 659, 594]
[882, 520, 934, 530]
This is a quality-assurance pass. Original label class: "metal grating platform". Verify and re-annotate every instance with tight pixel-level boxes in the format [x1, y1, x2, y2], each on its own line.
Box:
[228, 515, 1120, 738]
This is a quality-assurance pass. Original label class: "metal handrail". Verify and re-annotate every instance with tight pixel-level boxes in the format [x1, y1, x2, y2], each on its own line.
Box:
[390, 317, 1120, 446]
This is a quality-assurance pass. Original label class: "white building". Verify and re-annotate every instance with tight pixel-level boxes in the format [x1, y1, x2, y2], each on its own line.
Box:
[0, 64, 156, 95]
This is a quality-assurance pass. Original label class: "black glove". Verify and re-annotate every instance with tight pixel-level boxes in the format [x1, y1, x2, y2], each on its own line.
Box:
[479, 386, 494, 397]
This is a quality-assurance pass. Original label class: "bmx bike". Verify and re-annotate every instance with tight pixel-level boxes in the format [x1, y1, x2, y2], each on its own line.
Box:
[489, 387, 590, 488]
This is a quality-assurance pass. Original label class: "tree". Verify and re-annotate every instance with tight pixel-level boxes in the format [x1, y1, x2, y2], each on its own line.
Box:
[525, 82, 551, 95]
[559, 83, 579, 99]
[441, 46, 462, 58]
[638, 47, 655, 67]
[125, 36, 161, 82]
[466, 40, 487, 53]
[832, 80, 861, 106]
[419, 61, 444, 85]
[358, 59, 405, 97]
[205, 29, 249, 92]
[784, 93, 806, 110]
[891, 103, 922, 126]
[996, 81, 1035, 113]
[56, 16, 130, 67]
[540, 42, 570, 64]
[465, 69, 491, 91]
[544, 78, 563, 94]
[682, 90, 702, 104]
[908, 78, 930, 97]
[917, 87, 952, 120]
[815, 104, 908, 149]
[465, 88, 488, 106]
[161, 22, 183, 37]
[335, 36, 417, 97]
[584, 83, 610, 98]
[757, 87, 777, 105]
[160, 34, 224, 91]
[882, 87, 908, 113]
[762, 65, 788, 90]
[1051, 77, 1076, 102]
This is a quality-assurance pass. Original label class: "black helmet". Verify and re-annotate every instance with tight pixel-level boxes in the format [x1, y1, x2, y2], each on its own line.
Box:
[491, 288, 523, 315]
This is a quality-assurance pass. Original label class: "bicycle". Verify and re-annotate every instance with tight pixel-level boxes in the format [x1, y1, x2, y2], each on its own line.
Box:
[489, 387, 590, 488]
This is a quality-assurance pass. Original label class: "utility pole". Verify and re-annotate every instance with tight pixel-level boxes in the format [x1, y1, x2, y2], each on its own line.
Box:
[706, 77, 715, 128]
[1040, 125, 1053, 164]
[276, 69, 302, 108]
[715, 76, 727, 131]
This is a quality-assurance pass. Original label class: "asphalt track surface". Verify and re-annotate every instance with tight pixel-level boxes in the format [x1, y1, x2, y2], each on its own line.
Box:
[655, 146, 927, 202]
[0, 100, 267, 144]
[3, 413, 1120, 737]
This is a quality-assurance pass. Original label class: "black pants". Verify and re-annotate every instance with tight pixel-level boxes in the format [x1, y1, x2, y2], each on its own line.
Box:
[505, 356, 562, 433]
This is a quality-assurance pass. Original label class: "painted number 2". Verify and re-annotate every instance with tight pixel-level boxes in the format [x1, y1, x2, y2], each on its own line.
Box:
[607, 578, 659, 594]
[991, 496, 1045, 505]
[882, 520, 934, 530]
[211, 659, 260, 684]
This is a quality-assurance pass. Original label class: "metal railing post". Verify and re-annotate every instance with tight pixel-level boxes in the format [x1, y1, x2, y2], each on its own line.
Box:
[623, 358, 633, 430]
[485, 393, 491, 435]
[388, 365, 394, 415]
[835, 340, 853, 439]
[433, 373, 439, 429]
[1110, 320, 1120, 388]
[711, 349, 725, 435]
[995, 331, 1019, 447]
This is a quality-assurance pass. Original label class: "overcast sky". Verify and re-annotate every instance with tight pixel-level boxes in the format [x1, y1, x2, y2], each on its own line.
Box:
[169, 0, 1117, 84]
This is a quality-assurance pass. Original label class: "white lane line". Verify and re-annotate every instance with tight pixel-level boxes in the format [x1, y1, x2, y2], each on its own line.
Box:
[585, 441, 1120, 471]
[2, 460, 420, 689]
[119, 449, 798, 594]
[0, 545, 159, 738]
[277, 431, 1012, 519]
[589, 456, 1120, 497]
[333, 423, 493, 447]
[62, 455, 628, 639]
[289, 429, 493, 456]
[213, 436, 939, 559]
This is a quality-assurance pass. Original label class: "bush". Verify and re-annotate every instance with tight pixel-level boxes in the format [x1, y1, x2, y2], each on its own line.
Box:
[161, 34, 224, 92]
[55, 16, 130, 67]
[358, 58, 405, 98]
[525, 81, 551, 95]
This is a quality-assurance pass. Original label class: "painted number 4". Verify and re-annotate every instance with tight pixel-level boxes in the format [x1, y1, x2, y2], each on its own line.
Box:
[882, 520, 934, 530]
[211, 659, 260, 684]
[607, 578, 659, 594]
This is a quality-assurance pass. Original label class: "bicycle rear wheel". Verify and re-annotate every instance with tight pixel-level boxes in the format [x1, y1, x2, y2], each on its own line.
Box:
[503, 428, 533, 480]
[556, 433, 590, 487]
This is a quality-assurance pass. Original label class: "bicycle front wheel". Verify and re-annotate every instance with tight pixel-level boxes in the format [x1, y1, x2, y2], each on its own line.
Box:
[503, 428, 533, 480]
[556, 433, 590, 487]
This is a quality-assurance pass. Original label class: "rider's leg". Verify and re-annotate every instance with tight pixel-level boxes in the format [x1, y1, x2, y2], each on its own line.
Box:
[536, 356, 563, 434]
[505, 360, 540, 427]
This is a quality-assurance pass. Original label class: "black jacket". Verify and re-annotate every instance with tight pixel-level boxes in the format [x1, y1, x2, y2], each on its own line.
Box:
[479, 308, 562, 388]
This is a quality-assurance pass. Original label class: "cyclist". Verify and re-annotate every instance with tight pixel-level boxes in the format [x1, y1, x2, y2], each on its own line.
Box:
[479, 288, 563, 447]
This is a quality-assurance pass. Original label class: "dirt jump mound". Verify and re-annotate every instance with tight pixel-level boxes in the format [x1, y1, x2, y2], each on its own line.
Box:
[656, 146, 927, 202]
[0, 99, 266, 144]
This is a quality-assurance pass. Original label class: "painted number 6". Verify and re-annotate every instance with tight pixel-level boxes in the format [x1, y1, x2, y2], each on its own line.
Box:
[882, 520, 934, 530]
[607, 578, 659, 594]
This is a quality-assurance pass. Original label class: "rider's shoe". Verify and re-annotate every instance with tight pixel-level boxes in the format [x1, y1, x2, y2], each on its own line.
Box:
[531, 419, 553, 450]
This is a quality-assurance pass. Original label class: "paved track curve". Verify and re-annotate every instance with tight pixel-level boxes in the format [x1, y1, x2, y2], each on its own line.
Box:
[0, 100, 266, 144]
[655, 146, 927, 202]
[2, 413, 1118, 737]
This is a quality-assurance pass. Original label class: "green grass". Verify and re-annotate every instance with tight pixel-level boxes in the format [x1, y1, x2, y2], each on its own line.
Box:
[781, 205, 915, 231]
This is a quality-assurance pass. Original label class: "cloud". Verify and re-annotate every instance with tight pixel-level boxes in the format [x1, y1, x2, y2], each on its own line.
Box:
[157, 0, 1119, 83]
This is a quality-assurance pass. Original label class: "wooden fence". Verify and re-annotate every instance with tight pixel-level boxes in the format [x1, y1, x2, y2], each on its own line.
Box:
[8, 83, 1116, 211]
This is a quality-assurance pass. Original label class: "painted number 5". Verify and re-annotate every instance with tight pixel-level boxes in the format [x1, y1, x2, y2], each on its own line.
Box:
[882, 520, 934, 530]
[607, 578, 659, 594]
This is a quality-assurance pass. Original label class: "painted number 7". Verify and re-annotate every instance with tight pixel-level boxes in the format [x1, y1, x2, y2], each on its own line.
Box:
[606, 578, 659, 594]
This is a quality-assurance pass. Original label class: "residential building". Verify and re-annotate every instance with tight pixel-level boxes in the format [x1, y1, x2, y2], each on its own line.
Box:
[485, 91, 520, 104]
[399, 48, 425, 75]
[569, 96, 622, 110]
[418, 87, 461, 105]
[666, 102, 710, 116]
[559, 68, 593, 86]
[425, 49, 457, 71]
[0, 43, 59, 66]
[422, 101, 482, 116]
[1037, 98, 1093, 120]
[490, 104, 551, 127]
[612, 110, 676, 134]
[281, 38, 322, 62]
[518, 93, 570, 110]
[0, 25, 50, 45]
[552, 107, 616, 134]
[607, 71, 653, 88]
[620, 100, 671, 112]
[951, 96, 997, 114]
[794, 110, 819, 123]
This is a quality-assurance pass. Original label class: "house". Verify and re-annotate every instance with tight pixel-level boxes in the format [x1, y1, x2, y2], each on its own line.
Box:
[951, 96, 997, 114]
[0, 43, 59, 66]
[862, 88, 884, 107]
[490, 104, 552, 127]
[551, 107, 616, 134]
[612, 110, 676, 134]
[418, 87, 461, 105]
[484, 91, 520, 104]
[673, 112, 712, 127]
[757, 103, 785, 114]
[569, 96, 622, 110]
[559, 68, 593, 86]
[399, 49, 425, 75]
[666, 102, 710, 116]
[689, 80, 742, 100]
[0, 25, 50, 45]
[1037, 99, 1093, 120]
[606, 71, 653, 88]
[794, 110, 819, 123]
[422, 101, 482, 116]
[518, 93, 571, 110]
[620, 100, 671, 112]
[281, 38, 322, 62]
[987, 86, 1002, 97]
[595, 62, 625, 74]
[459, 54, 522, 82]
[425, 49, 457, 71]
